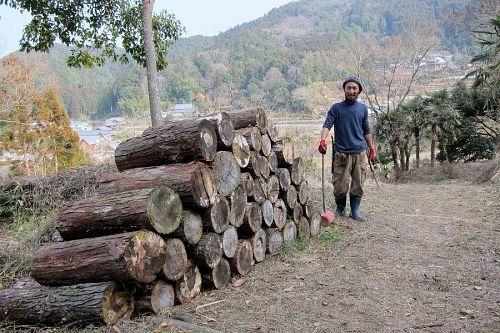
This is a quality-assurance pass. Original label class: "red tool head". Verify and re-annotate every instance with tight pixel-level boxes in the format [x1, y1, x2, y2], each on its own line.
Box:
[320, 210, 335, 226]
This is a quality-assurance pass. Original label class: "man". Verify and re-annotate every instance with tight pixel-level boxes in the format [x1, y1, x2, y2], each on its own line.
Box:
[318, 76, 376, 221]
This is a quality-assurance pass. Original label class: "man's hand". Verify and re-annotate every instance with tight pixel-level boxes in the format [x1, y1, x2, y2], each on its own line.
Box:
[318, 140, 327, 154]
[368, 148, 377, 163]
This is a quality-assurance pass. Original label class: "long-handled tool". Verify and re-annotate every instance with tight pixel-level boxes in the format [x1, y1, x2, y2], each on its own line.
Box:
[368, 159, 380, 189]
[320, 153, 334, 225]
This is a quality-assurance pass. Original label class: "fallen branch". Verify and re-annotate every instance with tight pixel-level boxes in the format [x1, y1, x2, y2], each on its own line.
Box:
[412, 322, 445, 329]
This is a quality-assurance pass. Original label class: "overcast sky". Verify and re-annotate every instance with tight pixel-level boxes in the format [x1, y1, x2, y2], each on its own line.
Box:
[0, 0, 294, 57]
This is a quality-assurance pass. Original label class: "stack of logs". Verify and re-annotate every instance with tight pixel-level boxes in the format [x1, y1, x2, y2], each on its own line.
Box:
[0, 109, 322, 326]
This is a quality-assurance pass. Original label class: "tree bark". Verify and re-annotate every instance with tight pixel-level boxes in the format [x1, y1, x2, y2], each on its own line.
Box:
[415, 128, 421, 168]
[57, 187, 182, 240]
[268, 151, 278, 173]
[229, 185, 247, 227]
[97, 162, 215, 208]
[32, 231, 166, 285]
[0, 279, 133, 325]
[175, 261, 202, 304]
[163, 238, 188, 281]
[284, 184, 297, 209]
[282, 220, 297, 244]
[309, 212, 321, 238]
[251, 229, 267, 263]
[228, 240, 253, 276]
[240, 172, 255, 198]
[173, 210, 203, 246]
[202, 195, 230, 233]
[202, 258, 231, 290]
[238, 202, 262, 237]
[261, 199, 274, 228]
[297, 180, 309, 205]
[235, 127, 262, 152]
[232, 134, 250, 168]
[297, 217, 310, 241]
[293, 202, 303, 223]
[273, 198, 287, 230]
[213, 151, 241, 196]
[265, 228, 283, 255]
[189, 233, 222, 270]
[202, 112, 235, 147]
[231, 108, 267, 134]
[272, 137, 294, 166]
[142, 0, 161, 127]
[222, 226, 238, 258]
[276, 168, 291, 190]
[261, 134, 272, 157]
[135, 280, 175, 315]
[431, 123, 437, 169]
[115, 118, 217, 171]
[291, 157, 304, 185]
[266, 175, 280, 203]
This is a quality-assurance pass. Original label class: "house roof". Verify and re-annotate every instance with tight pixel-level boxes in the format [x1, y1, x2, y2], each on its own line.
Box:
[80, 136, 99, 145]
[77, 130, 110, 137]
[174, 103, 194, 110]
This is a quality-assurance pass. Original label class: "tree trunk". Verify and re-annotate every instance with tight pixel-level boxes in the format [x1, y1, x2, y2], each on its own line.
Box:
[252, 177, 267, 204]
[398, 143, 406, 172]
[213, 151, 241, 196]
[272, 137, 295, 166]
[273, 198, 287, 230]
[282, 220, 297, 244]
[175, 261, 202, 304]
[231, 108, 267, 134]
[261, 199, 274, 227]
[189, 233, 222, 270]
[162, 238, 188, 281]
[297, 180, 309, 205]
[276, 168, 291, 190]
[202, 195, 230, 233]
[415, 128, 421, 169]
[240, 172, 255, 198]
[391, 143, 401, 178]
[261, 134, 272, 157]
[291, 157, 304, 185]
[265, 228, 283, 255]
[202, 258, 231, 290]
[32, 231, 166, 285]
[431, 123, 437, 169]
[404, 141, 411, 172]
[142, 0, 161, 127]
[135, 280, 175, 315]
[0, 279, 133, 325]
[97, 162, 215, 208]
[222, 226, 238, 258]
[251, 229, 266, 263]
[229, 185, 247, 227]
[115, 119, 217, 171]
[297, 217, 310, 241]
[173, 210, 203, 246]
[203, 112, 235, 147]
[238, 202, 262, 237]
[266, 119, 281, 143]
[228, 240, 253, 276]
[232, 134, 250, 168]
[57, 187, 182, 240]
[235, 127, 262, 152]
[309, 212, 321, 238]
[293, 202, 303, 223]
[284, 184, 297, 209]
[268, 151, 278, 173]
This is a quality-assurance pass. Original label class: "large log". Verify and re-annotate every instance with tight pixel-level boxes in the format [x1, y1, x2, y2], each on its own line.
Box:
[238, 202, 262, 237]
[273, 198, 287, 230]
[57, 187, 182, 240]
[235, 127, 262, 152]
[272, 137, 295, 166]
[0, 279, 134, 326]
[175, 261, 202, 304]
[202, 195, 230, 233]
[298, 180, 309, 205]
[282, 220, 297, 244]
[291, 157, 304, 185]
[202, 258, 231, 290]
[222, 226, 238, 258]
[229, 185, 247, 227]
[189, 233, 222, 270]
[213, 151, 241, 196]
[309, 212, 321, 238]
[266, 175, 280, 203]
[232, 134, 250, 168]
[228, 240, 253, 276]
[276, 168, 291, 191]
[163, 238, 188, 281]
[203, 112, 235, 148]
[32, 231, 166, 285]
[297, 217, 311, 241]
[173, 210, 203, 245]
[231, 109, 267, 134]
[261, 134, 272, 157]
[135, 280, 175, 315]
[251, 229, 266, 263]
[261, 199, 274, 228]
[265, 228, 283, 255]
[115, 118, 217, 171]
[240, 172, 255, 197]
[97, 162, 216, 208]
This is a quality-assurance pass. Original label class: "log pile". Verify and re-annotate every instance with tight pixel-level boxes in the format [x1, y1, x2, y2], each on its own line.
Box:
[0, 109, 322, 327]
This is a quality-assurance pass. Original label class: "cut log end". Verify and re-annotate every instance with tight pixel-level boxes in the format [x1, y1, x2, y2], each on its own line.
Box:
[310, 213, 321, 238]
[151, 280, 175, 315]
[124, 231, 167, 283]
[251, 229, 266, 263]
[297, 217, 311, 241]
[147, 187, 183, 235]
[283, 220, 297, 244]
[214, 151, 241, 196]
[232, 134, 250, 168]
[175, 262, 202, 304]
[198, 119, 218, 161]
[265, 228, 283, 255]
[222, 226, 239, 258]
[162, 238, 188, 281]
[191, 166, 216, 208]
[228, 240, 253, 276]
[203, 258, 231, 290]
[102, 284, 135, 325]
[229, 185, 247, 227]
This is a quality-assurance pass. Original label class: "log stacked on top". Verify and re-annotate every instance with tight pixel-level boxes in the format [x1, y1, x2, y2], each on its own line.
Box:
[0, 109, 322, 326]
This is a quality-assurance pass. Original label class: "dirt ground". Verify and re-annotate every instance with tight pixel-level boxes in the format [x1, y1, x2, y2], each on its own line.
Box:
[3, 162, 499, 333]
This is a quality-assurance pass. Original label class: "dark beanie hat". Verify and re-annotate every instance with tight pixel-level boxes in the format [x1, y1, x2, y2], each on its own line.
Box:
[343, 76, 363, 92]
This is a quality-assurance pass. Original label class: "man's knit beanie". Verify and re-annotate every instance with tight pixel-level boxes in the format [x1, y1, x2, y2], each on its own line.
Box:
[342, 76, 363, 93]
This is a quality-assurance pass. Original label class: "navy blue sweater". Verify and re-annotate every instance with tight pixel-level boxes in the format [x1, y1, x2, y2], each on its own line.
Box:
[322, 99, 371, 154]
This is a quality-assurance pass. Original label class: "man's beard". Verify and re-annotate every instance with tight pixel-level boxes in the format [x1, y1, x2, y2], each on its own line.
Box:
[345, 93, 358, 101]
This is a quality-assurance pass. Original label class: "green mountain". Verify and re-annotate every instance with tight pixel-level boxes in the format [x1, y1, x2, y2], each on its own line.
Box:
[9, 0, 473, 119]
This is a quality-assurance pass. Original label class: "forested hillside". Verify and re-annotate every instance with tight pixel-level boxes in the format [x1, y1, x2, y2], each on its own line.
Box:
[10, 0, 473, 119]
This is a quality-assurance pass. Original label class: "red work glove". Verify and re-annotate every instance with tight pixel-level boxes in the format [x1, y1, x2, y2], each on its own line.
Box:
[318, 140, 327, 154]
[368, 148, 377, 163]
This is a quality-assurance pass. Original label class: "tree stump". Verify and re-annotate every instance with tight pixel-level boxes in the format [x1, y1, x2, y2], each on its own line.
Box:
[32, 231, 166, 285]
[265, 228, 283, 255]
[0, 279, 134, 326]
[115, 118, 217, 171]
[202, 258, 231, 290]
[173, 210, 203, 246]
[163, 238, 188, 281]
[175, 261, 202, 304]
[251, 229, 266, 263]
[57, 187, 182, 240]
[231, 108, 267, 134]
[222, 226, 238, 259]
[232, 134, 250, 168]
[213, 151, 241, 196]
[228, 240, 253, 276]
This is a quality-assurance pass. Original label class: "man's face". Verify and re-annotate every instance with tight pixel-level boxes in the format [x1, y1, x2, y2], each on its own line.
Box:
[344, 82, 360, 101]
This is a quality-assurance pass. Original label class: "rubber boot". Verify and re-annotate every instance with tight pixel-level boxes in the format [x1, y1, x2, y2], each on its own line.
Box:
[349, 194, 365, 222]
[335, 196, 346, 217]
